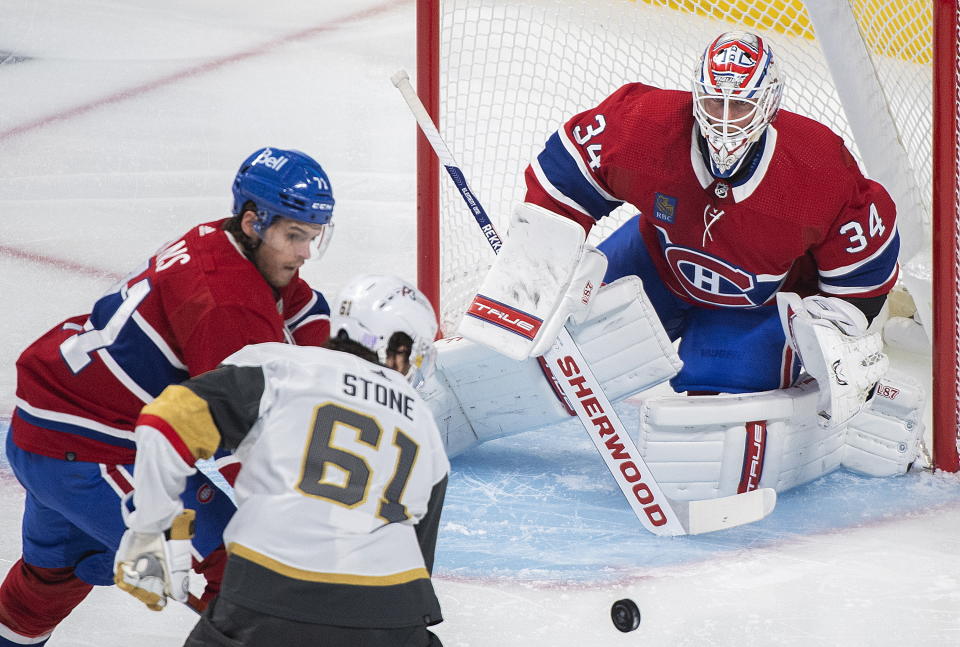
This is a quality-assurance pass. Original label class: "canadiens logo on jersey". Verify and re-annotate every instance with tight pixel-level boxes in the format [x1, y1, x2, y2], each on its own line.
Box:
[655, 225, 783, 308]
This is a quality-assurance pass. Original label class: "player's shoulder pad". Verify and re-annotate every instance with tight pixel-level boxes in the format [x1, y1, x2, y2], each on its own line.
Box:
[221, 341, 322, 367]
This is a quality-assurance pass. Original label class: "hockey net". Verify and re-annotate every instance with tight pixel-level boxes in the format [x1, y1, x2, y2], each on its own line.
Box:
[415, 0, 960, 471]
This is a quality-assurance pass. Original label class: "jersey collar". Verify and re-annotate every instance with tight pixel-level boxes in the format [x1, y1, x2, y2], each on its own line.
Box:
[689, 125, 778, 203]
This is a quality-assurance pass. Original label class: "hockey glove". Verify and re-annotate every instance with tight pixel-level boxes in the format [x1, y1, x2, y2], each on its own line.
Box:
[114, 510, 195, 611]
[778, 293, 888, 429]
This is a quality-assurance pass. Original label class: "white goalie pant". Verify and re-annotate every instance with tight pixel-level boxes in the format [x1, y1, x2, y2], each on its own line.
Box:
[637, 371, 925, 501]
[421, 276, 682, 457]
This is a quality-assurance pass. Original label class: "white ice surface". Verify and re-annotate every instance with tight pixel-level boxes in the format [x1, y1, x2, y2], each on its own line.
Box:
[0, 2, 959, 646]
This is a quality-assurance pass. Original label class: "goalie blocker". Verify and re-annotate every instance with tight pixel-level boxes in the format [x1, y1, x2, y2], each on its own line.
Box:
[637, 371, 924, 501]
[457, 202, 608, 360]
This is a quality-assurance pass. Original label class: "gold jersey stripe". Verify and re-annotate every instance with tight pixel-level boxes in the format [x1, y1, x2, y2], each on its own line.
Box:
[228, 542, 430, 586]
[141, 385, 221, 460]
[637, 0, 930, 64]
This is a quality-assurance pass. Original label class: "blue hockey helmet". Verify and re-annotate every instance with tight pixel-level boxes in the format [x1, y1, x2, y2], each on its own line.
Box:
[231, 147, 336, 234]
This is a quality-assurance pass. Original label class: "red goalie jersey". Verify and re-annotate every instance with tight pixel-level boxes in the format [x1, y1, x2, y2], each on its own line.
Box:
[13, 218, 331, 465]
[524, 83, 900, 309]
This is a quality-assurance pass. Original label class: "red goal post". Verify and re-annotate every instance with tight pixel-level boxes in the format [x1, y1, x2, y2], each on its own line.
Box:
[932, 0, 959, 472]
[415, 0, 960, 472]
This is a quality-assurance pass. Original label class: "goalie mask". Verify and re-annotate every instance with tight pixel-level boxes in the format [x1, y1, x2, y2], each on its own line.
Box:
[332, 274, 438, 388]
[693, 31, 783, 178]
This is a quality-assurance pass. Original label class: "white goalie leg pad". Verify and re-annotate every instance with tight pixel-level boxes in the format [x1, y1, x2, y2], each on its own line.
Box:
[638, 378, 844, 500]
[423, 277, 681, 457]
[420, 336, 569, 457]
[841, 371, 925, 476]
[456, 202, 607, 360]
[566, 276, 682, 397]
[778, 292, 889, 429]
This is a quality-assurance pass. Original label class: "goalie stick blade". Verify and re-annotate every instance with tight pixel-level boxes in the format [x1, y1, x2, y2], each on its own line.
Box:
[678, 488, 777, 535]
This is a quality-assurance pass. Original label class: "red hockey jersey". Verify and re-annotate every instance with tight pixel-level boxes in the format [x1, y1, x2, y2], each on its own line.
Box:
[524, 83, 899, 309]
[13, 219, 331, 464]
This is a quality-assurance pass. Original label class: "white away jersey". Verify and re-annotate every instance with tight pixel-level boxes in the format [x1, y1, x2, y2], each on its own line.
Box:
[221, 343, 449, 582]
[131, 341, 449, 626]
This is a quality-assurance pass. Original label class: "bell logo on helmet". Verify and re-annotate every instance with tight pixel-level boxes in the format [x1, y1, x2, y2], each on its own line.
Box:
[250, 148, 289, 172]
[232, 147, 337, 249]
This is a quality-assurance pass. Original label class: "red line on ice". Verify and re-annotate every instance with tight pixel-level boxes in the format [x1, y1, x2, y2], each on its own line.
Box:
[0, 0, 406, 274]
[0, 1, 405, 142]
[0, 244, 124, 280]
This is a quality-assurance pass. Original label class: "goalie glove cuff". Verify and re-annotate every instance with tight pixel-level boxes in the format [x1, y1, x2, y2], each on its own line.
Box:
[528, 245, 607, 357]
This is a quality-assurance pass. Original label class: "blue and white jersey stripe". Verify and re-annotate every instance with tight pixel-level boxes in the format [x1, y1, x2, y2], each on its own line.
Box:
[285, 289, 330, 332]
[15, 399, 136, 449]
[87, 287, 189, 402]
[819, 228, 900, 295]
[533, 131, 623, 221]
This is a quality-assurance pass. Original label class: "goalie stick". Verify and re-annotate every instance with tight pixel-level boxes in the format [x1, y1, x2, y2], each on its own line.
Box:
[391, 69, 775, 535]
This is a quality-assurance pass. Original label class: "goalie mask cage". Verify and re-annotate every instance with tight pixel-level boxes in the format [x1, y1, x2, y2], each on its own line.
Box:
[414, 0, 960, 472]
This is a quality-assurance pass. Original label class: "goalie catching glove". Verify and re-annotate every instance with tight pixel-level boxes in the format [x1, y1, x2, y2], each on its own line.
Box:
[457, 202, 607, 360]
[777, 292, 888, 429]
[114, 509, 195, 611]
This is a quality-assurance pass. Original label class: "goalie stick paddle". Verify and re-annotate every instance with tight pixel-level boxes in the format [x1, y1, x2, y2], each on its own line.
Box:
[391, 69, 776, 535]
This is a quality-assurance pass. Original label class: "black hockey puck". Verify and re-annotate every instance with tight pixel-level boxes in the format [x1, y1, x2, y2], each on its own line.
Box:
[611, 598, 641, 632]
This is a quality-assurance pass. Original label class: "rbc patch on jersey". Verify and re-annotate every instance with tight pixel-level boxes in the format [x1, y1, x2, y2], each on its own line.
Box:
[654, 193, 677, 223]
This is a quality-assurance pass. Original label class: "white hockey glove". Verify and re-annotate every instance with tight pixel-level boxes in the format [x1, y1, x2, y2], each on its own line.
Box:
[114, 509, 195, 611]
[777, 293, 888, 429]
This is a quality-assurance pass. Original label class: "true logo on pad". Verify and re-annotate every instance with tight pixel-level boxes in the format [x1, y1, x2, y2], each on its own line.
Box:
[466, 295, 542, 340]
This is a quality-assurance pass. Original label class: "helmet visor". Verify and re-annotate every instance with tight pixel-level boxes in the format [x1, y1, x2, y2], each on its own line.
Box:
[258, 219, 335, 262]
[406, 339, 437, 389]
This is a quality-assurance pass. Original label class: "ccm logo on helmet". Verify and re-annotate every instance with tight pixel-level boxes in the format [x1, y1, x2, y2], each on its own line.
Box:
[466, 295, 542, 340]
[556, 355, 668, 527]
[250, 148, 289, 172]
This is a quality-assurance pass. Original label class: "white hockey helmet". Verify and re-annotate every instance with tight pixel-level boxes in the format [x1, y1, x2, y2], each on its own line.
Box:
[331, 274, 438, 387]
[693, 31, 783, 178]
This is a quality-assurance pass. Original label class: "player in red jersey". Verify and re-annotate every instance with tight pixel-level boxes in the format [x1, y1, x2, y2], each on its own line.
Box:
[519, 30, 898, 395]
[0, 147, 335, 646]
[451, 32, 919, 502]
